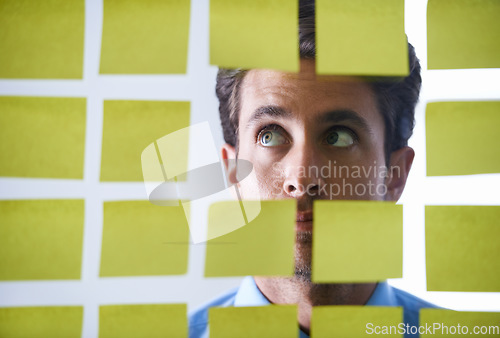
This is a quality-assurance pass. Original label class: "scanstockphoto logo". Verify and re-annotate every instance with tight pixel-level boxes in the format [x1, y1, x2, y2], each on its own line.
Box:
[140, 122, 261, 244]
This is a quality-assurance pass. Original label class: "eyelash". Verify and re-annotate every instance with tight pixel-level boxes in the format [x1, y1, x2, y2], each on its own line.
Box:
[256, 124, 359, 144]
[327, 126, 359, 143]
[255, 124, 288, 144]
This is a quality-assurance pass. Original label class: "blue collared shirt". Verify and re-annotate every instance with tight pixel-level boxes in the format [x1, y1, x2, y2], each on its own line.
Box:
[189, 277, 437, 338]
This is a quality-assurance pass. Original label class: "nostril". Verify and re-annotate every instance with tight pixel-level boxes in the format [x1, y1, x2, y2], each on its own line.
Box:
[307, 184, 319, 196]
[287, 185, 296, 193]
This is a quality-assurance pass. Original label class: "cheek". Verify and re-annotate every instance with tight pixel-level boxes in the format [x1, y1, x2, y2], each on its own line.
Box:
[322, 161, 388, 201]
[343, 176, 387, 201]
[238, 152, 286, 200]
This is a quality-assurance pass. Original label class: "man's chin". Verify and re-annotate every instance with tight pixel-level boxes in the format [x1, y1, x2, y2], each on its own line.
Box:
[296, 230, 312, 243]
[294, 231, 313, 282]
[294, 266, 312, 282]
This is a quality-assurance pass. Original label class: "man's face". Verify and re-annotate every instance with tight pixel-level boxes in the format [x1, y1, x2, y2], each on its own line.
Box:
[225, 59, 402, 279]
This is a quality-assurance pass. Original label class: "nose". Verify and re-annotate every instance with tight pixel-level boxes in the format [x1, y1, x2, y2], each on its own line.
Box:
[284, 178, 320, 197]
[282, 144, 324, 199]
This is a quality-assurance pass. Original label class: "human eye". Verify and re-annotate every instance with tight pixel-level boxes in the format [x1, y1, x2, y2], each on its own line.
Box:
[257, 124, 289, 147]
[324, 127, 357, 147]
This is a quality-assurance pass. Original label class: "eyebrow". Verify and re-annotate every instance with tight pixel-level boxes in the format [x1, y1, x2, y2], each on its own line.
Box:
[317, 109, 373, 134]
[246, 105, 373, 134]
[246, 105, 291, 128]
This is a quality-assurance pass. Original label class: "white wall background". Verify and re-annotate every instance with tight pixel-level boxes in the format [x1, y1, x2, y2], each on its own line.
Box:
[0, 0, 499, 336]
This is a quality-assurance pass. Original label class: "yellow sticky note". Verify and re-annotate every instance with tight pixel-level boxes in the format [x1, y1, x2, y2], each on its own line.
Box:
[204, 200, 296, 277]
[312, 306, 403, 337]
[420, 309, 500, 337]
[425, 206, 500, 292]
[0, 0, 84, 79]
[99, 304, 187, 338]
[0, 306, 83, 338]
[0, 96, 86, 179]
[210, 0, 299, 72]
[427, 0, 500, 69]
[426, 101, 500, 176]
[316, 0, 408, 76]
[100, 0, 190, 74]
[100, 201, 189, 277]
[100, 100, 190, 182]
[0, 200, 84, 281]
[312, 201, 402, 283]
[209, 305, 298, 338]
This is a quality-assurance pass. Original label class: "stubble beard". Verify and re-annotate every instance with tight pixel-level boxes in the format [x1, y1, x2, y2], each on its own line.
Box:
[294, 231, 313, 281]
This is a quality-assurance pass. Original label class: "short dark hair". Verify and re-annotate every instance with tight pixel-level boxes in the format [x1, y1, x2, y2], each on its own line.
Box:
[216, 0, 421, 164]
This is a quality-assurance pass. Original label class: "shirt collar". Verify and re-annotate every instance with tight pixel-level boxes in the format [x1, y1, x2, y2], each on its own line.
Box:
[234, 276, 270, 307]
[233, 276, 308, 338]
[234, 276, 397, 307]
[365, 281, 399, 306]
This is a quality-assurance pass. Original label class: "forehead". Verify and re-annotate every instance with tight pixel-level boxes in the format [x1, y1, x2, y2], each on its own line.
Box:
[238, 60, 383, 130]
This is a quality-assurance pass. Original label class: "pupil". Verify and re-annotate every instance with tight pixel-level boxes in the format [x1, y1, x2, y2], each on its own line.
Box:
[263, 132, 272, 143]
[328, 132, 338, 144]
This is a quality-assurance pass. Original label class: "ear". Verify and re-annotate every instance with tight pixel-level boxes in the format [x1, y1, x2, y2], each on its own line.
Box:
[385, 146, 415, 201]
[221, 143, 238, 185]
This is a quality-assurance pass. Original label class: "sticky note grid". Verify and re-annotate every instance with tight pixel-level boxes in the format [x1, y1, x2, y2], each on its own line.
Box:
[1, 0, 500, 335]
